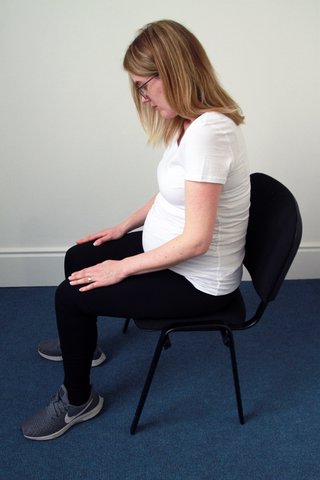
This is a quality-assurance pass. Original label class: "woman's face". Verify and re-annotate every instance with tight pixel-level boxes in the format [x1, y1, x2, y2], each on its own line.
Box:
[130, 74, 178, 119]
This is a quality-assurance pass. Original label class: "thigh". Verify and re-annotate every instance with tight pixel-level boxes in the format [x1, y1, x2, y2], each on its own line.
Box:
[56, 267, 236, 321]
[64, 231, 143, 277]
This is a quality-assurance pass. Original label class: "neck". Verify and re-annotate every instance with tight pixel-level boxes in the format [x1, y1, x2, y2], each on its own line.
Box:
[177, 119, 193, 145]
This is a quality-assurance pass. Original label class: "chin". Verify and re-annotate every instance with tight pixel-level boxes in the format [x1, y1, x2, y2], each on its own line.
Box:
[159, 110, 178, 119]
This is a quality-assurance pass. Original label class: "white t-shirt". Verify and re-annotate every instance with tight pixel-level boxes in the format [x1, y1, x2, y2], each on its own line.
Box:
[142, 111, 250, 296]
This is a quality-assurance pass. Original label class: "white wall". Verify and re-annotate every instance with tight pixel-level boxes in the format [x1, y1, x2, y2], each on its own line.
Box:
[1, 0, 319, 286]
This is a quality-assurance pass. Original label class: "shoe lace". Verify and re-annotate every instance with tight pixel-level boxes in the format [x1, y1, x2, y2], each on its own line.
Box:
[48, 391, 68, 419]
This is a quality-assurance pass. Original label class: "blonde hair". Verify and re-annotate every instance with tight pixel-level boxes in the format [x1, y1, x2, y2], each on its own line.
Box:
[123, 20, 244, 145]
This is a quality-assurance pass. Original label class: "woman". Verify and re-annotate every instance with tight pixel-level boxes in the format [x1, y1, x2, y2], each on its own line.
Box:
[22, 19, 250, 440]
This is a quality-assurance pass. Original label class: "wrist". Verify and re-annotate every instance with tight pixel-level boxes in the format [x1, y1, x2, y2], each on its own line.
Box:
[119, 218, 141, 235]
[119, 256, 136, 278]
[116, 221, 130, 237]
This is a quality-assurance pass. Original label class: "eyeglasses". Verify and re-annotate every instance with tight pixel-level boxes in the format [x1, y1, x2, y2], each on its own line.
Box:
[136, 73, 158, 99]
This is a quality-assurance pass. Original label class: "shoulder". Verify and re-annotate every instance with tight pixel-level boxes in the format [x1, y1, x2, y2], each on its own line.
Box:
[193, 112, 237, 132]
[183, 112, 238, 149]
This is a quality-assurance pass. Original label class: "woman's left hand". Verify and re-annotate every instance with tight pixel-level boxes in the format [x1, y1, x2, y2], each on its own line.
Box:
[69, 260, 126, 292]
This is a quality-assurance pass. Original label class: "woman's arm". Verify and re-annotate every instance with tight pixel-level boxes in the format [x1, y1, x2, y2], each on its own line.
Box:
[69, 181, 222, 291]
[76, 194, 158, 246]
[121, 181, 221, 274]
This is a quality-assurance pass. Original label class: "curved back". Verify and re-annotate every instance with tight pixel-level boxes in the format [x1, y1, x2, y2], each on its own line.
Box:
[244, 173, 302, 303]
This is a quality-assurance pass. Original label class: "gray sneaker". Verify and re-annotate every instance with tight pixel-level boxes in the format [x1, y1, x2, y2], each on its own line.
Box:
[38, 338, 106, 367]
[22, 385, 104, 441]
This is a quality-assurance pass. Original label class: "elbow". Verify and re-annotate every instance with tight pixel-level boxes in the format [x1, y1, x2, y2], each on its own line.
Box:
[197, 244, 211, 256]
[180, 230, 212, 258]
[191, 238, 211, 257]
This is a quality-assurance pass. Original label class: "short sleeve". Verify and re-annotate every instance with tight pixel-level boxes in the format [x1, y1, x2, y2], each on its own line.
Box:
[180, 112, 236, 184]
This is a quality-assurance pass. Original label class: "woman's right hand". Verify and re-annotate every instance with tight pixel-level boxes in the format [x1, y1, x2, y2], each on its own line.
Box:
[76, 224, 127, 246]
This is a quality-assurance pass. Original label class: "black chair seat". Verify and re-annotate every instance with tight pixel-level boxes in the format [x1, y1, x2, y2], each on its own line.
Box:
[133, 287, 246, 331]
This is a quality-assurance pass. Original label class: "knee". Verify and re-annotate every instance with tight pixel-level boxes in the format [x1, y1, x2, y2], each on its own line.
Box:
[55, 279, 84, 320]
[55, 279, 71, 308]
[64, 243, 89, 278]
[55, 280, 85, 332]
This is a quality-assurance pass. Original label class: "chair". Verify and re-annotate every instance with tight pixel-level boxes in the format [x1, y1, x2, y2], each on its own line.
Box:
[128, 172, 303, 434]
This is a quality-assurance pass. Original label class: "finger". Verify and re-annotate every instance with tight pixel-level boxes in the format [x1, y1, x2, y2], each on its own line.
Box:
[93, 235, 111, 246]
[69, 277, 89, 286]
[79, 282, 99, 292]
[76, 233, 101, 245]
[68, 270, 85, 280]
[69, 271, 95, 285]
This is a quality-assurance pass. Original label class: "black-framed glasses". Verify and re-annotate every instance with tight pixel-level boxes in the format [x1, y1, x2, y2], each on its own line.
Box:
[136, 73, 158, 99]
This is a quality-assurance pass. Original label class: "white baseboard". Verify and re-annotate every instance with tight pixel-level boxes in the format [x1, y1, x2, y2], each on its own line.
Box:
[242, 243, 319, 280]
[0, 243, 319, 287]
[0, 247, 66, 287]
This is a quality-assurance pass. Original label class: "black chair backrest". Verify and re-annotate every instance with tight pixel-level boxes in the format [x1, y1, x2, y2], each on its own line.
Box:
[244, 173, 302, 303]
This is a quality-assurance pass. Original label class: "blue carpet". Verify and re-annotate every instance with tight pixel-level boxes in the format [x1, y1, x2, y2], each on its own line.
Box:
[0, 280, 320, 480]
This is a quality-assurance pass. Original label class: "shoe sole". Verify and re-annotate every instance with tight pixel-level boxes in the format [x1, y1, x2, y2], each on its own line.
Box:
[38, 350, 107, 367]
[23, 396, 104, 441]
[38, 351, 63, 362]
[91, 351, 107, 367]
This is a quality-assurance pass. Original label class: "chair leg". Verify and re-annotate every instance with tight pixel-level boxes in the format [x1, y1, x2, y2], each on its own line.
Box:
[130, 331, 168, 435]
[223, 330, 245, 425]
[122, 318, 130, 333]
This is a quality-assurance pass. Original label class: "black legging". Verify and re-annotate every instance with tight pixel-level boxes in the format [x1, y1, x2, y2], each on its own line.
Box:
[55, 231, 238, 405]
